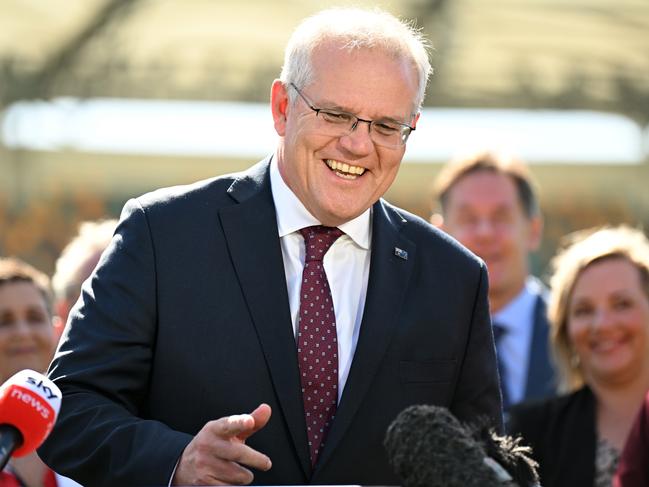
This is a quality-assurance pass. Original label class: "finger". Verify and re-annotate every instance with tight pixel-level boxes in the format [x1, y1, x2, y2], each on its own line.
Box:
[171, 432, 267, 486]
[213, 437, 272, 472]
[238, 403, 272, 441]
[211, 413, 256, 438]
[207, 457, 255, 485]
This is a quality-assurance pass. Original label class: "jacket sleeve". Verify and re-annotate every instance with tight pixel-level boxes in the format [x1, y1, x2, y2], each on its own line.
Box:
[38, 198, 193, 487]
[614, 392, 649, 487]
[450, 261, 504, 432]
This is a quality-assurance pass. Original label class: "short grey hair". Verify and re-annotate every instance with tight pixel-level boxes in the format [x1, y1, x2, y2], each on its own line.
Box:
[279, 7, 432, 114]
[52, 219, 117, 302]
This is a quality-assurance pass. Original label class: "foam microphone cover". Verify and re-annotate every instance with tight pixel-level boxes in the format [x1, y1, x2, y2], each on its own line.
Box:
[384, 404, 503, 487]
[0, 369, 62, 457]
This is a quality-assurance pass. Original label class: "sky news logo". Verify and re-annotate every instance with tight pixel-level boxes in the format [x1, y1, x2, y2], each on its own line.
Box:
[10, 388, 53, 420]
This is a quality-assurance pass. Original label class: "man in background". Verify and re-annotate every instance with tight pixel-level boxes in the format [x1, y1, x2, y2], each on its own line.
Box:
[433, 152, 556, 409]
[51, 219, 117, 336]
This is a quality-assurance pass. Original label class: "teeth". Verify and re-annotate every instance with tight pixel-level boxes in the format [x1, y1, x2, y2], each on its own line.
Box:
[325, 159, 366, 177]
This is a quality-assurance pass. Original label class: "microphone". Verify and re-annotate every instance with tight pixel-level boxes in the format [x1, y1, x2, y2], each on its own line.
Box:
[384, 405, 539, 487]
[0, 369, 62, 470]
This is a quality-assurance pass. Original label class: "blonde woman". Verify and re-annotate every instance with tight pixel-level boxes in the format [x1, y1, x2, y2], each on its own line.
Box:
[508, 226, 649, 487]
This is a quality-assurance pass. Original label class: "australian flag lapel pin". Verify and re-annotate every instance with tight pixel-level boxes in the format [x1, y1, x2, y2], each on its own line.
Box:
[394, 247, 408, 260]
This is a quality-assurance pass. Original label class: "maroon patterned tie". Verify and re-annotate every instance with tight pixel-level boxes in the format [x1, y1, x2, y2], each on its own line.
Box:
[298, 225, 343, 466]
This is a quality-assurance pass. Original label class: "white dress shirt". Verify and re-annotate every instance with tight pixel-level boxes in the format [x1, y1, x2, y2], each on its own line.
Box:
[270, 158, 372, 402]
[492, 276, 540, 405]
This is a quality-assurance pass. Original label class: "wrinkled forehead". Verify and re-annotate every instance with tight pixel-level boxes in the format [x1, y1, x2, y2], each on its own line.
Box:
[311, 37, 418, 77]
[307, 42, 419, 117]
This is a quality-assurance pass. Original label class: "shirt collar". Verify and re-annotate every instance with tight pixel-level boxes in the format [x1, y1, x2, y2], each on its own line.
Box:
[270, 156, 371, 250]
[493, 276, 538, 332]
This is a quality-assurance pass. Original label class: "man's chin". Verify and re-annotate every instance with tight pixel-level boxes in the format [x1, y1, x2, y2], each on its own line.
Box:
[488, 281, 509, 299]
[485, 271, 503, 288]
[318, 201, 370, 227]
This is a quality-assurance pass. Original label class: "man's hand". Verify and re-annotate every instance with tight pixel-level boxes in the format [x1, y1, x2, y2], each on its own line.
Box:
[172, 403, 272, 485]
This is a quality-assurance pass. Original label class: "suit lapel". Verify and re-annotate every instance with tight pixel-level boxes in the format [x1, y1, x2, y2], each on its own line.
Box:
[316, 200, 416, 472]
[219, 159, 311, 477]
[525, 292, 556, 399]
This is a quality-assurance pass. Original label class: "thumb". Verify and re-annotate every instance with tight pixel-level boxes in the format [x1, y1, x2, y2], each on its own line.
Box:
[238, 403, 272, 441]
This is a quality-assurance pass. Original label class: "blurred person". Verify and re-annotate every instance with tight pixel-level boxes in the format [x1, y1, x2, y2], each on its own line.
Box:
[508, 226, 649, 487]
[613, 389, 649, 487]
[0, 257, 80, 487]
[433, 152, 556, 409]
[38, 7, 502, 487]
[51, 219, 117, 336]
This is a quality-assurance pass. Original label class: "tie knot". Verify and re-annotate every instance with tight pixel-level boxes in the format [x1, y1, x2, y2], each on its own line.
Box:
[300, 225, 344, 262]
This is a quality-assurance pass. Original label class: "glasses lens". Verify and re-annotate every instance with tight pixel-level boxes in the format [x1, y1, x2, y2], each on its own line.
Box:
[314, 113, 409, 148]
[370, 122, 409, 148]
[312, 109, 355, 137]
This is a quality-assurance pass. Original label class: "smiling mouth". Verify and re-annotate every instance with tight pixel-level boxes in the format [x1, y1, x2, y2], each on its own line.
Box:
[325, 159, 366, 180]
[8, 347, 38, 356]
[590, 338, 626, 353]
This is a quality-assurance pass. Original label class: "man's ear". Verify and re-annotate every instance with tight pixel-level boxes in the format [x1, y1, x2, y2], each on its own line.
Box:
[53, 300, 70, 339]
[430, 212, 444, 229]
[271, 79, 290, 136]
[52, 315, 65, 340]
[527, 215, 544, 252]
[411, 111, 421, 129]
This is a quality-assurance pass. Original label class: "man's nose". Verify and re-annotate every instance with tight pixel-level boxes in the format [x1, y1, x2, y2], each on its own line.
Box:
[340, 120, 374, 155]
[473, 218, 497, 237]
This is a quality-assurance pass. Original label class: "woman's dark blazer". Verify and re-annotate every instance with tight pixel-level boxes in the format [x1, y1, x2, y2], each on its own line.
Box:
[508, 386, 597, 487]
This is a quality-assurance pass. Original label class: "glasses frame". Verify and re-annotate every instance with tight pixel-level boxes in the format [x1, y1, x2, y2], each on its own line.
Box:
[289, 83, 415, 147]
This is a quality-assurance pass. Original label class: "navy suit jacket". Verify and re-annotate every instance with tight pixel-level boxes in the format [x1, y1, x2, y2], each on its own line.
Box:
[522, 283, 557, 403]
[39, 158, 501, 486]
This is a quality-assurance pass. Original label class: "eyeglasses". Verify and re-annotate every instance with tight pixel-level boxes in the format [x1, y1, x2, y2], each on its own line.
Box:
[289, 83, 415, 148]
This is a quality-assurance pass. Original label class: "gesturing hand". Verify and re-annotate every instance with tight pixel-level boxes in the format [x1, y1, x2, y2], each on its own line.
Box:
[172, 403, 272, 485]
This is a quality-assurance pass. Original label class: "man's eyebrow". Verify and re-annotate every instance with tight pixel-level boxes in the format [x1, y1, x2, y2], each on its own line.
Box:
[316, 97, 411, 124]
[316, 99, 350, 111]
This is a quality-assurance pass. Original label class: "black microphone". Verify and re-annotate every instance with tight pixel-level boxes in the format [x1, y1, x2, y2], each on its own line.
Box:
[384, 405, 540, 487]
[0, 370, 62, 470]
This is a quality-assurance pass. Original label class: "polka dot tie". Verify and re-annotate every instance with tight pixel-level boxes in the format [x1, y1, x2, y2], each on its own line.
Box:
[298, 225, 343, 466]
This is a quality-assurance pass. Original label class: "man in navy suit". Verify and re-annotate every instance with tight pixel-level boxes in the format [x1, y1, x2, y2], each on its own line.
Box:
[433, 152, 557, 410]
[39, 8, 501, 486]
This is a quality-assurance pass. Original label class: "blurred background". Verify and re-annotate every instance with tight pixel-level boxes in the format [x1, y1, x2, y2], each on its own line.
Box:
[1, 0, 648, 276]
